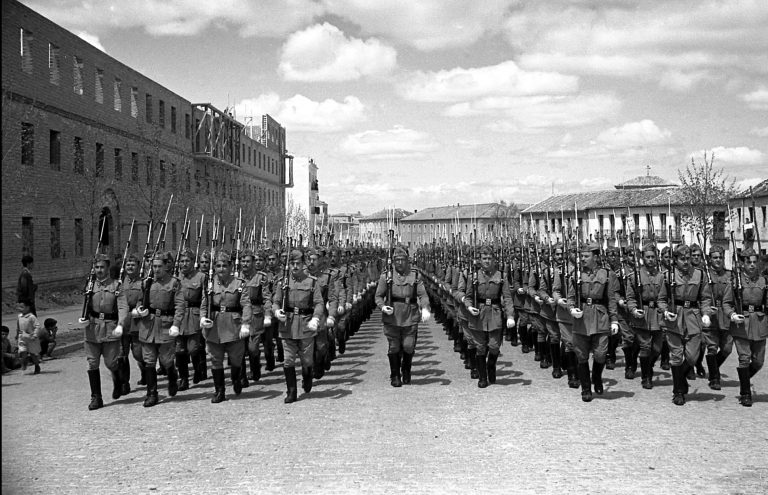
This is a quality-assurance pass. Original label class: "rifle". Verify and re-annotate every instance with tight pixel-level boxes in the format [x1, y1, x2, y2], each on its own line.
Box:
[630, 232, 641, 292]
[667, 225, 677, 315]
[472, 229, 479, 308]
[730, 231, 743, 314]
[697, 233, 713, 286]
[141, 197, 173, 310]
[139, 220, 153, 278]
[173, 207, 190, 277]
[206, 217, 219, 320]
[561, 225, 569, 301]
[281, 237, 293, 312]
[116, 219, 136, 292]
[574, 222, 582, 310]
[387, 229, 395, 306]
[193, 213, 204, 271]
[234, 208, 242, 278]
[750, 186, 762, 253]
[159, 194, 173, 250]
[80, 219, 108, 320]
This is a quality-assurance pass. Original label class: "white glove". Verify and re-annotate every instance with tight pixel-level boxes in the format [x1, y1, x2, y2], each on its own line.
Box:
[77, 317, 89, 327]
[731, 313, 745, 323]
[169, 325, 180, 337]
[701, 315, 711, 328]
[381, 305, 394, 315]
[570, 308, 583, 319]
[421, 308, 431, 323]
[547, 297, 556, 305]
[132, 306, 149, 318]
[345, 302, 352, 311]
[337, 305, 345, 315]
[467, 306, 480, 316]
[534, 296, 543, 304]
[506, 317, 516, 328]
[199, 317, 214, 329]
[112, 325, 123, 337]
[618, 299, 626, 308]
[263, 316, 272, 326]
[326, 316, 335, 327]
[557, 298, 568, 308]
[275, 309, 287, 322]
[664, 311, 677, 322]
[307, 317, 319, 331]
[610, 322, 619, 335]
[239, 324, 251, 339]
[352, 294, 359, 303]
[632, 308, 645, 318]
[517, 288, 525, 294]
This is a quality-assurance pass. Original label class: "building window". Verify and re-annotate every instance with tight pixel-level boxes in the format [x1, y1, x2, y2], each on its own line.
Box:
[74, 219, 84, 256]
[73, 137, 84, 174]
[22, 217, 34, 256]
[185, 113, 191, 139]
[146, 156, 152, 185]
[113, 78, 122, 112]
[158, 100, 165, 128]
[114, 148, 122, 180]
[130, 87, 139, 118]
[186, 170, 191, 192]
[131, 152, 139, 181]
[171, 106, 177, 133]
[95, 68, 104, 103]
[159, 159, 166, 188]
[145, 94, 153, 123]
[20, 28, 33, 75]
[763, 206, 767, 228]
[49, 130, 61, 170]
[171, 162, 177, 185]
[171, 222, 177, 250]
[73, 56, 84, 95]
[21, 122, 34, 166]
[50, 218, 61, 259]
[48, 43, 60, 84]
[95, 143, 104, 176]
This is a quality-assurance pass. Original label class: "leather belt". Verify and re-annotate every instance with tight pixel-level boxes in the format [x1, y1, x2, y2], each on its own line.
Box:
[391, 296, 414, 304]
[285, 307, 314, 315]
[90, 311, 118, 320]
[149, 307, 175, 316]
[481, 298, 502, 305]
[642, 300, 656, 308]
[745, 304, 765, 313]
[580, 297, 607, 307]
[186, 301, 201, 308]
[674, 300, 699, 309]
[213, 305, 242, 313]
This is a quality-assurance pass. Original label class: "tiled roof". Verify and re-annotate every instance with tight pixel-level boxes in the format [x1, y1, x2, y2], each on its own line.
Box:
[401, 203, 518, 222]
[523, 187, 684, 214]
[730, 179, 768, 199]
[615, 175, 677, 189]
[360, 208, 413, 221]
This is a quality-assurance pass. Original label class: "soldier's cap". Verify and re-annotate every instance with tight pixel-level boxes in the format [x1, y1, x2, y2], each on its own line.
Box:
[125, 253, 140, 263]
[690, 243, 702, 252]
[660, 246, 671, 255]
[152, 251, 174, 264]
[179, 248, 195, 260]
[200, 250, 211, 261]
[94, 253, 111, 264]
[253, 250, 265, 259]
[553, 242, 564, 251]
[393, 245, 409, 259]
[289, 249, 304, 262]
[479, 244, 495, 256]
[240, 248, 255, 260]
[741, 247, 757, 258]
[44, 318, 57, 328]
[673, 245, 690, 258]
[215, 250, 232, 263]
[709, 245, 725, 256]
[580, 242, 600, 254]
[605, 246, 619, 255]
[641, 242, 657, 253]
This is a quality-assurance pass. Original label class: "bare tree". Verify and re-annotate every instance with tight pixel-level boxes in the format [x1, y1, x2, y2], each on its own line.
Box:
[678, 152, 736, 248]
[284, 194, 309, 243]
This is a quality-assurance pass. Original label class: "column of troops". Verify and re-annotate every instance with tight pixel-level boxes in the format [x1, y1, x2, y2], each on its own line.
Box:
[78, 241, 386, 408]
[418, 235, 767, 407]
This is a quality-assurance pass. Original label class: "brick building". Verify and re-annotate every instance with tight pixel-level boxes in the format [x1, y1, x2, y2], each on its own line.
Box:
[2, 0, 292, 288]
[399, 203, 521, 247]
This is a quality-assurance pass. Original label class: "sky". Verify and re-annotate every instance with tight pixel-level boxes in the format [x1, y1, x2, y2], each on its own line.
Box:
[24, 0, 768, 215]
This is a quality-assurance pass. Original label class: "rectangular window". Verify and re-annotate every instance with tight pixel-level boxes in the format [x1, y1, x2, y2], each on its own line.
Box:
[171, 222, 177, 250]
[95, 68, 104, 103]
[114, 148, 122, 180]
[50, 218, 61, 259]
[95, 143, 104, 176]
[159, 159, 166, 188]
[171, 162, 177, 185]
[113, 78, 122, 111]
[20, 29, 33, 75]
[185, 113, 191, 139]
[73, 56, 84, 95]
[49, 130, 61, 170]
[131, 152, 139, 182]
[21, 122, 34, 166]
[171, 106, 177, 133]
[158, 100, 165, 128]
[146, 156, 152, 186]
[74, 219, 84, 256]
[73, 136, 84, 174]
[130, 87, 139, 118]
[22, 217, 34, 257]
[48, 43, 60, 84]
[145, 94, 153, 123]
[763, 206, 767, 228]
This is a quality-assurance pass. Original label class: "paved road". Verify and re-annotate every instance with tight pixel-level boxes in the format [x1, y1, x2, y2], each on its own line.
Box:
[2, 312, 767, 494]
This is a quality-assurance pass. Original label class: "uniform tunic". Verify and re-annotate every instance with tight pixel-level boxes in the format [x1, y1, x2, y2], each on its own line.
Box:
[137, 276, 186, 345]
[701, 268, 735, 358]
[179, 271, 206, 336]
[84, 277, 128, 370]
[626, 266, 665, 358]
[272, 273, 325, 368]
[201, 277, 251, 344]
[731, 274, 768, 370]
[567, 267, 619, 336]
[375, 268, 430, 355]
[455, 269, 514, 356]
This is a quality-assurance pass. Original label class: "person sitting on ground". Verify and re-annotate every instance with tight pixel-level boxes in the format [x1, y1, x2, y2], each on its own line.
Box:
[2, 326, 22, 373]
[38, 318, 58, 359]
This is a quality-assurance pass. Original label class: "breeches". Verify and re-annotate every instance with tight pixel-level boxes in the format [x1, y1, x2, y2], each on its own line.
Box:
[634, 328, 664, 358]
[207, 340, 245, 370]
[665, 332, 701, 367]
[701, 328, 733, 357]
[141, 342, 175, 368]
[465, 328, 502, 356]
[558, 322, 573, 352]
[85, 340, 121, 371]
[283, 337, 315, 369]
[383, 324, 418, 355]
[572, 333, 608, 364]
[733, 337, 766, 371]
[175, 333, 201, 355]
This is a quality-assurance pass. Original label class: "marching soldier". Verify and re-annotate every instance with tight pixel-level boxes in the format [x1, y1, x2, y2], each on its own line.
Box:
[79, 255, 128, 410]
[528, 245, 549, 367]
[199, 250, 252, 403]
[240, 249, 272, 385]
[375, 245, 431, 387]
[455, 245, 515, 388]
[272, 249, 325, 403]
[176, 249, 205, 391]
[658, 246, 672, 370]
[267, 249, 286, 365]
[606, 246, 636, 378]
[538, 244, 562, 379]
[512, 246, 531, 353]
[729, 248, 767, 407]
[552, 245, 578, 388]
[196, 251, 211, 381]
[120, 254, 145, 390]
[307, 247, 338, 379]
[133, 251, 186, 407]
[657, 244, 713, 406]
[567, 242, 620, 402]
[702, 245, 734, 390]
[689, 243, 707, 378]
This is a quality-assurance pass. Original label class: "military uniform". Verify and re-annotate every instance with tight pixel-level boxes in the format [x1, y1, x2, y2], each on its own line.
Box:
[626, 264, 665, 389]
[120, 272, 144, 388]
[702, 263, 734, 390]
[552, 259, 577, 387]
[176, 268, 206, 390]
[308, 256, 337, 379]
[538, 264, 562, 377]
[243, 265, 272, 383]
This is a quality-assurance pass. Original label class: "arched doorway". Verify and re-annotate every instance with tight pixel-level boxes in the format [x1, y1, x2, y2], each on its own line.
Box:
[98, 207, 113, 257]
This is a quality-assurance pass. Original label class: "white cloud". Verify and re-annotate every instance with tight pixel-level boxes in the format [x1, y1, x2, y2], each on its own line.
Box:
[596, 120, 672, 149]
[734, 177, 765, 192]
[399, 61, 577, 102]
[279, 23, 396, 82]
[579, 177, 615, 189]
[234, 94, 366, 132]
[75, 31, 106, 52]
[340, 126, 438, 159]
[742, 87, 768, 110]
[749, 126, 768, 137]
[696, 146, 765, 166]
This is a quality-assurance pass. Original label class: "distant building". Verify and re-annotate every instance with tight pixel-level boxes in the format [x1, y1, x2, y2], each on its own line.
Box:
[729, 179, 768, 256]
[328, 212, 360, 242]
[288, 156, 325, 235]
[358, 208, 413, 246]
[399, 203, 521, 246]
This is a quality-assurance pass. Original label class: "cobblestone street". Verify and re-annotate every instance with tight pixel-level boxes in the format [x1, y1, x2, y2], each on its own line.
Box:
[3, 311, 767, 494]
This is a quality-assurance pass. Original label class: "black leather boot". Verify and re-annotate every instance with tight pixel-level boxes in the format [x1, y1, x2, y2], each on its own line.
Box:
[401, 353, 413, 384]
[120, 356, 131, 395]
[539, 340, 551, 369]
[88, 369, 103, 410]
[606, 335, 618, 370]
[520, 325, 530, 353]
[137, 361, 147, 386]
[671, 365, 686, 406]
[592, 361, 605, 395]
[231, 367, 243, 395]
[660, 341, 670, 370]
[476, 353, 488, 388]
[111, 367, 123, 400]
[738, 367, 752, 407]
[459, 337, 468, 361]
[578, 362, 592, 402]
[640, 355, 653, 389]
[550, 343, 563, 378]
[276, 338, 285, 363]
[177, 353, 190, 391]
[706, 354, 720, 390]
[469, 348, 479, 379]
[388, 353, 402, 387]
[623, 347, 636, 379]
[284, 367, 298, 403]
[566, 351, 579, 388]
[534, 339, 542, 361]
[191, 353, 201, 384]
[486, 353, 498, 384]
[211, 368, 226, 403]
[695, 349, 706, 377]
[302, 367, 313, 393]
[143, 367, 158, 407]
[167, 365, 178, 397]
